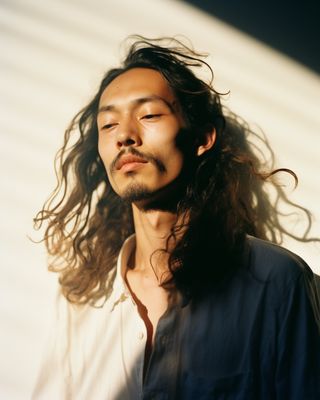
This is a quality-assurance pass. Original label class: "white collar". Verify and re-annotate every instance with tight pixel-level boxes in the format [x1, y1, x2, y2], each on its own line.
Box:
[108, 234, 136, 312]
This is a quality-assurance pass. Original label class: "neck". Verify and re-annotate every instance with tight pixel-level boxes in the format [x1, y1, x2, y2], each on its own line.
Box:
[131, 203, 179, 283]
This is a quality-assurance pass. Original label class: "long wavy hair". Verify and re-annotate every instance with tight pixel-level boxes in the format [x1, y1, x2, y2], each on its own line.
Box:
[34, 36, 314, 305]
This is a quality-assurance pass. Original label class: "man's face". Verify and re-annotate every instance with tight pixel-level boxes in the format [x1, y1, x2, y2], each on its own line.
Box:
[97, 68, 186, 206]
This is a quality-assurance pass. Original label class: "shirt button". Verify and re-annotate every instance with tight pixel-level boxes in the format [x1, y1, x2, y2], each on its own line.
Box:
[138, 331, 144, 340]
[160, 335, 167, 346]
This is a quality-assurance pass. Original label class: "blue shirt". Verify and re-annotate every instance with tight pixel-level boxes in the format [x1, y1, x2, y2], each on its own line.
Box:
[140, 236, 320, 399]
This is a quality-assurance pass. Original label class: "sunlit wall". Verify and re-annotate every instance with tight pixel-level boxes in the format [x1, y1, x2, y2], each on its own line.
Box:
[1, 0, 319, 398]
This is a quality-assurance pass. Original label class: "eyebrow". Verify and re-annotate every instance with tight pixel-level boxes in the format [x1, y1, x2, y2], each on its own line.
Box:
[97, 95, 175, 114]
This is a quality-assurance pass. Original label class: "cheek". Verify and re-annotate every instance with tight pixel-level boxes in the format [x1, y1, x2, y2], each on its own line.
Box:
[97, 141, 103, 163]
[171, 154, 185, 177]
[97, 136, 105, 158]
[98, 144, 117, 186]
[98, 138, 112, 167]
[160, 146, 185, 177]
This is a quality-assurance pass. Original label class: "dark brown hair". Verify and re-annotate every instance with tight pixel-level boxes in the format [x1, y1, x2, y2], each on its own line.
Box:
[34, 36, 314, 304]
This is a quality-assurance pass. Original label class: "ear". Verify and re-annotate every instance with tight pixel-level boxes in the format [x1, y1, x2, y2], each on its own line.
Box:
[196, 128, 216, 156]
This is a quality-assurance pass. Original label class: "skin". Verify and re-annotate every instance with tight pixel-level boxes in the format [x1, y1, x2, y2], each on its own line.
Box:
[97, 68, 186, 205]
[97, 68, 216, 370]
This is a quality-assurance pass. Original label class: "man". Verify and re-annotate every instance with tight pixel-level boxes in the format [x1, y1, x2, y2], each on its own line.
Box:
[33, 37, 320, 399]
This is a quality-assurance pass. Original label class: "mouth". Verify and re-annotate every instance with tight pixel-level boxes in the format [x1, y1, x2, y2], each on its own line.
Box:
[116, 154, 148, 172]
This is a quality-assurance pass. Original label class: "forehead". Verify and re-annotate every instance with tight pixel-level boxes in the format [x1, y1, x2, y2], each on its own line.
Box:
[99, 68, 176, 107]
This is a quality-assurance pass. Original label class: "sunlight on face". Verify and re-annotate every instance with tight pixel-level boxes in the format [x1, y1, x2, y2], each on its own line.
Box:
[97, 68, 186, 206]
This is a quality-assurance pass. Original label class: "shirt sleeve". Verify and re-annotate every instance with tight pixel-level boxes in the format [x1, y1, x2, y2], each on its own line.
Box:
[275, 270, 320, 400]
[31, 289, 71, 400]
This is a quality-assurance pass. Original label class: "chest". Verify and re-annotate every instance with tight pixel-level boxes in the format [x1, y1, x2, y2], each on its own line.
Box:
[67, 283, 277, 399]
[126, 269, 169, 341]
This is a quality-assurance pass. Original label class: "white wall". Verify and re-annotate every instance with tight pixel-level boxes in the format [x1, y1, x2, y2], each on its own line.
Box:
[1, 0, 319, 398]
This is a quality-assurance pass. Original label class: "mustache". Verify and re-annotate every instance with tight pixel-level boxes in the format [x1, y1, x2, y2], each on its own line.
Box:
[110, 147, 166, 173]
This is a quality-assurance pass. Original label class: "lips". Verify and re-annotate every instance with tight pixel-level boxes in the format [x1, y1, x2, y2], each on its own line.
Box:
[115, 154, 148, 170]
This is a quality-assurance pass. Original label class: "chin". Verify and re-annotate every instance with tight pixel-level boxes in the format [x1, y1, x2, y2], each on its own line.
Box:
[119, 175, 188, 213]
[120, 183, 156, 203]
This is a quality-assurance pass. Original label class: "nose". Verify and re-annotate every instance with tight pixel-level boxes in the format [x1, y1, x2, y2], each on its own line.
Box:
[116, 117, 141, 149]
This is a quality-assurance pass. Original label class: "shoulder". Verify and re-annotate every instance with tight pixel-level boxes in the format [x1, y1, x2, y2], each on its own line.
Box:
[243, 237, 320, 325]
[245, 236, 313, 289]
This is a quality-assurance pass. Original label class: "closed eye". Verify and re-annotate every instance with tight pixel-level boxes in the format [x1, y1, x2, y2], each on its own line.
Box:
[142, 114, 162, 120]
[101, 123, 117, 130]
